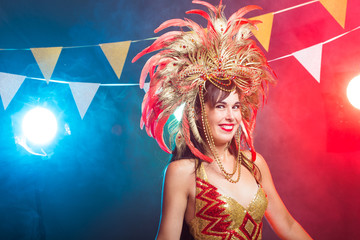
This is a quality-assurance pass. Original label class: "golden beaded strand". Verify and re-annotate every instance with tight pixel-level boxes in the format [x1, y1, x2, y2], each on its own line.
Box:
[199, 85, 243, 183]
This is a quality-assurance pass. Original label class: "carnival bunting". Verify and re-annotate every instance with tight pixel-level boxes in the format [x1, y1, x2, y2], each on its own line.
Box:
[250, 13, 274, 52]
[31, 47, 62, 83]
[143, 82, 150, 93]
[69, 82, 100, 119]
[0, 73, 26, 110]
[293, 44, 323, 83]
[100, 41, 131, 79]
[0, 0, 356, 118]
[320, 0, 348, 28]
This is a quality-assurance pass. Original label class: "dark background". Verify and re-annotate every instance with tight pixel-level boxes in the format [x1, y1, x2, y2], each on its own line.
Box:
[0, 0, 359, 239]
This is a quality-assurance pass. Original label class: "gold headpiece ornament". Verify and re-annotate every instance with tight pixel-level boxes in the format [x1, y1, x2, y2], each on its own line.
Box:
[132, 0, 276, 163]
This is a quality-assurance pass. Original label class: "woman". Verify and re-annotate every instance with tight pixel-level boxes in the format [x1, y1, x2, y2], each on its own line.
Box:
[133, 1, 312, 239]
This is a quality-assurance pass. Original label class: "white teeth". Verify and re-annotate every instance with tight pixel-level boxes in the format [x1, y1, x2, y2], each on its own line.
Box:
[221, 125, 233, 130]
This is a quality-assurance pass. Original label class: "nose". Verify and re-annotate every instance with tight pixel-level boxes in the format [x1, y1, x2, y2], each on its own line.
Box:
[225, 107, 235, 121]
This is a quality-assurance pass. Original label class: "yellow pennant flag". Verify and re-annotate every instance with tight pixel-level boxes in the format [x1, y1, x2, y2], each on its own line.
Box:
[320, 0, 347, 28]
[100, 41, 131, 79]
[31, 47, 62, 83]
[250, 13, 274, 52]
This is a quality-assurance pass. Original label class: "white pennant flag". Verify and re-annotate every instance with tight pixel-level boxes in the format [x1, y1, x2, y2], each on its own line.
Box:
[143, 82, 150, 93]
[69, 82, 100, 119]
[293, 44, 323, 83]
[0, 72, 26, 110]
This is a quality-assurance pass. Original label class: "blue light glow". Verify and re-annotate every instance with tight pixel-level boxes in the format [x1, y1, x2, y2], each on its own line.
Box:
[22, 107, 58, 145]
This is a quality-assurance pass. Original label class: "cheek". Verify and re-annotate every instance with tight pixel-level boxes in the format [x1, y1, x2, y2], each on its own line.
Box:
[205, 106, 218, 122]
[212, 111, 226, 126]
[207, 112, 218, 127]
[238, 114, 243, 121]
[235, 111, 242, 121]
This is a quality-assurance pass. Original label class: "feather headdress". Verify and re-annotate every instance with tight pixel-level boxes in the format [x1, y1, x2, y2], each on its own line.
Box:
[132, 0, 276, 162]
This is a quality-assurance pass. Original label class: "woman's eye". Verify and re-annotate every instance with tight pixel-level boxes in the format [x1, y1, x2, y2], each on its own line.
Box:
[215, 104, 225, 109]
[233, 105, 240, 109]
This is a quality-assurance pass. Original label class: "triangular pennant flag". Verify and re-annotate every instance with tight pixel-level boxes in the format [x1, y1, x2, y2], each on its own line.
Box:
[0, 72, 26, 110]
[293, 44, 323, 83]
[143, 82, 150, 93]
[320, 0, 347, 28]
[31, 47, 62, 83]
[68, 82, 100, 119]
[250, 13, 274, 52]
[100, 41, 131, 79]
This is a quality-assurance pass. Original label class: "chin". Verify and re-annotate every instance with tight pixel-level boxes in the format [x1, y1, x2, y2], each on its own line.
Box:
[212, 129, 237, 146]
[214, 136, 235, 146]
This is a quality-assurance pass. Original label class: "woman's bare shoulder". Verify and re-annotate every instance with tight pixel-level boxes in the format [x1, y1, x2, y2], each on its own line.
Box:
[241, 150, 267, 165]
[166, 158, 197, 177]
[163, 159, 197, 193]
[241, 150, 269, 181]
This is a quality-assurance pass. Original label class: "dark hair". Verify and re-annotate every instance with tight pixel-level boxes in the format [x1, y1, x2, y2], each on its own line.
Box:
[171, 82, 262, 239]
[170, 81, 261, 180]
[171, 81, 235, 161]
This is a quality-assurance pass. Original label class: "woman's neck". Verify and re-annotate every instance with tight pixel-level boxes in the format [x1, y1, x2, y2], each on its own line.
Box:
[204, 142, 233, 163]
[213, 143, 232, 161]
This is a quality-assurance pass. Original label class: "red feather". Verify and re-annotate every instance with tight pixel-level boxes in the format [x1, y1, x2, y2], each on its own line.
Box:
[132, 31, 182, 63]
[182, 116, 213, 163]
[186, 9, 210, 21]
[141, 86, 160, 131]
[156, 17, 207, 44]
[192, 0, 218, 14]
[227, 5, 262, 25]
[155, 19, 189, 33]
[186, 9, 215, 32]
[132, 45, 150, 63]
[183, 18, 207, 44]
[154, 115, 171, 153]
[139, 55, 160, 88]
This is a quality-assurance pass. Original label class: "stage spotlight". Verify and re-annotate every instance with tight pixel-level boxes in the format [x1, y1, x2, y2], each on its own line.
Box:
[347, 75, 360, 110]
[22, 107, 58, 145]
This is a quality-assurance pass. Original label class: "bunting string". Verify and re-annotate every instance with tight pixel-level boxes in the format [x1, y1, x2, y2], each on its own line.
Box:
[0, 0, 352, 118]
[24, 76, 140, 87]
[5, 24, 357, 85]
[0, 0, 331, 52]
[0, 37, 159, 52]
[274, 0, 319, 14]
[268, 25, 360, 63]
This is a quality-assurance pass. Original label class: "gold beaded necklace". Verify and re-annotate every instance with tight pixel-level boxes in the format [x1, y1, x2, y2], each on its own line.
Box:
[199, 85, 243, 183]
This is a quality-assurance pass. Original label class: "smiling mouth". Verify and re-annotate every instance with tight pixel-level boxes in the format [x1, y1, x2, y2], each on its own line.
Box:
[219, 124, 234, 132]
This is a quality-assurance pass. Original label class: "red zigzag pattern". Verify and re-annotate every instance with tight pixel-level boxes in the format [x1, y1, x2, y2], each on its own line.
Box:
[196, 177, 245, 240]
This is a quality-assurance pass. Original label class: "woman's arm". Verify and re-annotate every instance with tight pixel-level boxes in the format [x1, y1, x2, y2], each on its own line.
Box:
[156, 160, 194, 240]
[255, 153, 313, 240]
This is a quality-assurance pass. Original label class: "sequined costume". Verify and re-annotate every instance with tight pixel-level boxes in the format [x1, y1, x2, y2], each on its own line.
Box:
[188, 163, 268, 240]
[133, 1, 273, 236]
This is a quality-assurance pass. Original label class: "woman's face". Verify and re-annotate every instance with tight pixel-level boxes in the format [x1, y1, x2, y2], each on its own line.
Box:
[205, 91, 242, 147]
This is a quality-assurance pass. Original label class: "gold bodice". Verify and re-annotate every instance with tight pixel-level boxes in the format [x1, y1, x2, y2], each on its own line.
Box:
[188, 163, 268, 240]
